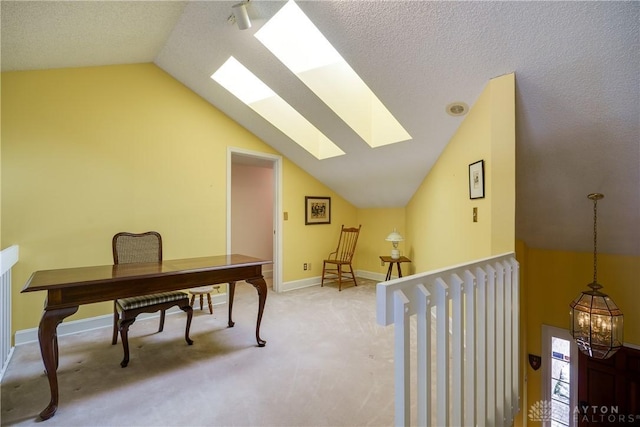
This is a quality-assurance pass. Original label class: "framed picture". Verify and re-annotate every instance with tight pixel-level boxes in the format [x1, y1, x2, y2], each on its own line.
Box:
[305, 196, 331, 225]
[469, 160, 485, 199]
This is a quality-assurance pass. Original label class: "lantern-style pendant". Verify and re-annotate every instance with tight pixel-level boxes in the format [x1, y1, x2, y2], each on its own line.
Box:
[570, 282, 623, 359]
[569, 193, 623, 359]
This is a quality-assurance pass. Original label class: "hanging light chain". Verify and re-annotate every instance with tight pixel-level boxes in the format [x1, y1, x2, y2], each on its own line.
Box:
[587, 193, 604, 287]
[593, 195, 598, 284]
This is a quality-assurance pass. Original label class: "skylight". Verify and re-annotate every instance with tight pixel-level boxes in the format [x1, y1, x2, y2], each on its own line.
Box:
[211, 57, 345, 160]
[255, 0, 412, 148]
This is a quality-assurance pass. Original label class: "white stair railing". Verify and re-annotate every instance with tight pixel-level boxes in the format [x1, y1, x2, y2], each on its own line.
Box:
[376, 252, 519, 426]
[1, 245, 19, 380]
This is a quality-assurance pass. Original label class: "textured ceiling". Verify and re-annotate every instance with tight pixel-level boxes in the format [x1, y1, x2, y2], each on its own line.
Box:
[1, 1, 638, 256]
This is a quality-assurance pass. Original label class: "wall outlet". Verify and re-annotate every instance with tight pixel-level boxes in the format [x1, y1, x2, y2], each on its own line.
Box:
[303, 263, 308, 271]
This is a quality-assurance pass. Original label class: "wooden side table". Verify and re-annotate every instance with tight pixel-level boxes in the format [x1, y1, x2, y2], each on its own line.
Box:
[380, 255, 411, 280]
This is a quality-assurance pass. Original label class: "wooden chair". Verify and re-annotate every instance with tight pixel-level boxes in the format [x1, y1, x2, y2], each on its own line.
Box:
[189, 285, 221, 314]
[321, 225, 361, 291]
[111, 231, 193, 367]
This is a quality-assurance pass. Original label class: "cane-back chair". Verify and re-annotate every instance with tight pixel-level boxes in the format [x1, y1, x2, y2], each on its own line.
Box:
[112, 231, 193, 367]
[321, 225, 361, 291]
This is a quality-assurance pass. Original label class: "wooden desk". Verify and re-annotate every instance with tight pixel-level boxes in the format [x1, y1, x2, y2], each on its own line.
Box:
[379, 256, 411, 281]
[21, 254, 270, 421]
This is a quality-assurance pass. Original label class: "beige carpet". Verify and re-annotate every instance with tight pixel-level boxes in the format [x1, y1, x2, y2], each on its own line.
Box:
[1, 279, 397, 427]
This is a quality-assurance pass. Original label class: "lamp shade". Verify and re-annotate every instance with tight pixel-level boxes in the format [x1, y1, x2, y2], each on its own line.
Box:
[385, 230, 404, 243]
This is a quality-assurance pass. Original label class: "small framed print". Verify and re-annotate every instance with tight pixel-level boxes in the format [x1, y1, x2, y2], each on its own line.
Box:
[469, 160, 485, 199]
[305, 196, 331, 225]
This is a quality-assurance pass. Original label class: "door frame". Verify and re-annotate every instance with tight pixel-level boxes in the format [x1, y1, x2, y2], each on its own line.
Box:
[541, 324, 579, 427]
[227, 147, 283, 292]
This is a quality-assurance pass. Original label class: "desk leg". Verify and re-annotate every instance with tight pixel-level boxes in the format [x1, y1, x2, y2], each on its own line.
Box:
[397, 263, 403, 278]
[227, 281, 236, 328]
[37, 306, 78, 420]
[246, 276, 267, 347]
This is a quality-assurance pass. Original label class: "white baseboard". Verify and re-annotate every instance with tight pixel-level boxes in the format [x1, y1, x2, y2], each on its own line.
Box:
[0, 346, 15, 383]
[625, 342, 640, 351]
[279, 270, 386, 292]
[15, 313, 114, 346]
[279, 276, 321, 292]
[15, 293, 228, 346]
[356, 269, 388, 282]
[13, 272, 385, 346]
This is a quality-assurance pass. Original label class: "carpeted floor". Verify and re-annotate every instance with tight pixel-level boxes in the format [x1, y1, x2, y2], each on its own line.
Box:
[1, 278, 397, 427]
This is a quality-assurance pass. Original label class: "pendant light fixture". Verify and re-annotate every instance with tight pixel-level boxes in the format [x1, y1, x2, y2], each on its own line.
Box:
[569, 193, 623, 359]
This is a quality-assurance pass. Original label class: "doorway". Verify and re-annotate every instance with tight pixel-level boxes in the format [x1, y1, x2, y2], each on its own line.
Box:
[542, 325, 579, 427]
[227, 147, 282, 292]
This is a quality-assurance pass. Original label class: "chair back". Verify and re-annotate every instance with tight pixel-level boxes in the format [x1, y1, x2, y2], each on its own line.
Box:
[112, 231, 162, 264]
[332, 225, 361, 262]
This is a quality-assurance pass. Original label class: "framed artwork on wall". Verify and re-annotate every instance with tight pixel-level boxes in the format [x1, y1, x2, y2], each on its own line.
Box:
[305, 196, 331, 225]
[469, 160, 485, 199]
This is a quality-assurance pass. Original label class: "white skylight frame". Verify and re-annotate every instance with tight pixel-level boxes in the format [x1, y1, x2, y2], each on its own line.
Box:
[255, 0, 412, 148]
[211, 57, 345, 160]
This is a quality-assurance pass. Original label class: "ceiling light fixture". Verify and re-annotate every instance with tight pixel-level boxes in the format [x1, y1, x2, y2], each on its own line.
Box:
[230, 1, 251, 30]
[569, 193, 623, 359]
[446, 102, 468, 116]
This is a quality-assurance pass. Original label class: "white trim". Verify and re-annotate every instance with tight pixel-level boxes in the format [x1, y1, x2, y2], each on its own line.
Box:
[280, 276, 321, 292]
[541, 324, 578, 427]
[0, 245, 19, 276]
[624, 342, 640, 351]
[227, 147, 283, 293]
[280, 270, 388, 292]
[1, 245, 19, 384]
[15, 295, 227, 346]
[13, 270, 385, 345]
[0, 347, 15, 382]
[12, 270, 393, 350]
[357, 269, 388, 282]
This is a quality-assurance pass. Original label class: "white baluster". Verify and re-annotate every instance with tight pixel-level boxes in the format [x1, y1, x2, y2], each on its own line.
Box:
[495, 262, 505, 427]
[475, 266, 487, 426]
[450, 274, 464, 426]
[464, 269, 477, 427]
[486, 264, 497, 426]
[416, 284, 431, 427]
[503, 261, 513, 421]
[393, 289, 411, 427]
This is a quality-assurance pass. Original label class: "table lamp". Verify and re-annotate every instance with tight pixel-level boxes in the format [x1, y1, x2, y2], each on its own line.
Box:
[385, 229, 404, 259]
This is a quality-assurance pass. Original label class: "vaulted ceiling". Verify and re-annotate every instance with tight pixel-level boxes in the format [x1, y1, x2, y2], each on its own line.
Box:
[2, 1, 638, 256]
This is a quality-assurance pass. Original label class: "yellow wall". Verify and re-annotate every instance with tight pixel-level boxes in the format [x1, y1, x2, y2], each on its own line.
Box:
[282, 159, 357, 280]
[355, 207, 406, 275]
[520, 243, 640, 425]
[1, 63, 356, 333]
[1, 65, 512, 336]
[489, 74, 516, 255]
[405, 73, 515, 273]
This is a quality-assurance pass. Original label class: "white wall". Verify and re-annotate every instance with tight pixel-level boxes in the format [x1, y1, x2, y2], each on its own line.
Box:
[231, 163, 274, 270]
